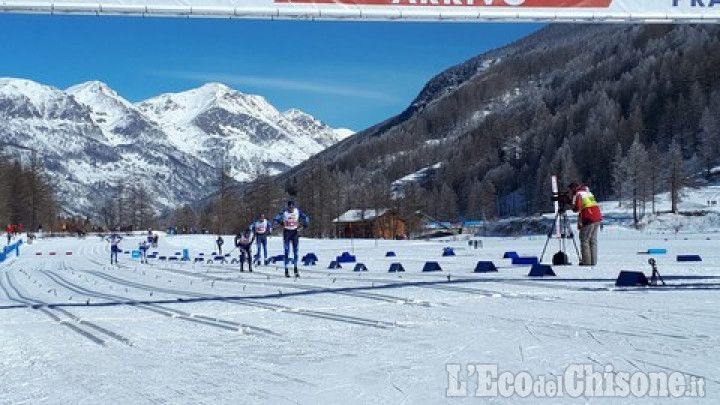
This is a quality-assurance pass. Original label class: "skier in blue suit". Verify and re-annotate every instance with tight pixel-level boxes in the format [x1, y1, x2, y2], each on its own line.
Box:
[104, 232, 123, 265]
[274, 200, 309, 278]
[250, 213, 272, 265]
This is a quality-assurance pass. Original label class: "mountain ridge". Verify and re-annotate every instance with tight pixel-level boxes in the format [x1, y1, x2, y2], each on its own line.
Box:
[0, 78, 353, 217]
[274, 23, 720, 237]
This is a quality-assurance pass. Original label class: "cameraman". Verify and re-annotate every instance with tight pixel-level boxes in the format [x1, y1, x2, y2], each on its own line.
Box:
[568, 182, 603, 266]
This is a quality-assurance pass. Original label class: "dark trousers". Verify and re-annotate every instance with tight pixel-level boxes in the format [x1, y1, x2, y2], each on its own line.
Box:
[239, 246, 252, 272]
[256, 235, 268, 262]
[110, 245, 119, 264]
[283, 229, 299, 268]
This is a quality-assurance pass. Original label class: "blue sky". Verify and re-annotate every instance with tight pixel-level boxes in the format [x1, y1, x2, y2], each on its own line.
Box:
[0, 15, 541, 130]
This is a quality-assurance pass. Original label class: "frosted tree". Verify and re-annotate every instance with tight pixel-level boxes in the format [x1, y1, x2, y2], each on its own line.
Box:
[99, 197, 118, 230]
[0, 145, 7, 222]
[465, 180, 483, 219]
[25, 150, 56, 231]
[611, 143, 627, 208]
[478, 178, 498, 221]
[132, 184, 156, 230]
[698, 107, 719, 179]
[174, 204, 197, 234]
[624, 134, 649, 226]
[438, 183, 459, 222]
[666, 140, 688, 214]
[646, 143, 663, 214]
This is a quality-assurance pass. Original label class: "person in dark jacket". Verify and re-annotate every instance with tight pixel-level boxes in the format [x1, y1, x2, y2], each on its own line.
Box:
[569, 183, 603, 266]
[234, 230, 255, 272]
[216, 235, 224, 255]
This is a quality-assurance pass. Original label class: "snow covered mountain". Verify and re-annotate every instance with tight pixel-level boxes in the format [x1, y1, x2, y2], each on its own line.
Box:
[137, 83, 351, 179]
[0, 78, 353, 216]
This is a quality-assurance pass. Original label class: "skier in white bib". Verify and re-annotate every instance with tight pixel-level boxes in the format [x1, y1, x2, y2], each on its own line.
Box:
[250, 213, 272, 265]
[104, 231, 123, 265]
[274, 200, 309, 278]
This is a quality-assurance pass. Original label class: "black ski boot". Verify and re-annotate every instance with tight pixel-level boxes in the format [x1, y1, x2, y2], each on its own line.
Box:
[294, 265, 299, 278]
[285, 268, 290, 278]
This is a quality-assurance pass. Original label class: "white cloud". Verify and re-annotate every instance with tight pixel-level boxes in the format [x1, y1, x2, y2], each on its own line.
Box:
[152, 71, 401, 102]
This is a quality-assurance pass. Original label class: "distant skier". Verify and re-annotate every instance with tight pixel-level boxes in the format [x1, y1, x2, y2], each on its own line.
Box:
[104, 231, 123, 265]
[5, 224, 11, 245]
[274, 200, 309, 278]
[251, 213, 272, 265]
[138, 240, 150, 264]
[234, 229, 255, 272]
[216, 235, 224, 255]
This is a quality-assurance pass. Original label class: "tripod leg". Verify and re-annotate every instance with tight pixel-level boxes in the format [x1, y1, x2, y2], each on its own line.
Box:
[655, 270, 666, 286]
[540, 212, 560, 262]
[540, 234, 552, 263]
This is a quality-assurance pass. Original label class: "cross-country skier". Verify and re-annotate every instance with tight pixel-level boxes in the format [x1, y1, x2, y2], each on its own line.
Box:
[250, 213, 272, 265]
[274, 200, 309, 278]
[104, 231, 123, 265]
[216, 235, 224, 255]
[234, 229, 255, 272]
[139, 240, 149, 264]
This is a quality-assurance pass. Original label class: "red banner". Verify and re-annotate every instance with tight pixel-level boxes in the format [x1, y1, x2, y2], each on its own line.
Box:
[274, 0, 612, 7]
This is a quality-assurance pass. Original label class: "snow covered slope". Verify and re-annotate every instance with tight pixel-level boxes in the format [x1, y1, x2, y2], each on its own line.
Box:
[0, 78, 353, 215]
[0, 233, 717, 403]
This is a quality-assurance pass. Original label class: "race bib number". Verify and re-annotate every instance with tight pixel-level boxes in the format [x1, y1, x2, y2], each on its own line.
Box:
[256, 221, 267, 233]
[284, 210, 299, 229]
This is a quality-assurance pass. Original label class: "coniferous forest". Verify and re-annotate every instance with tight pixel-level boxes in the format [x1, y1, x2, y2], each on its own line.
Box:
[0, 147, 57, 232]
[229, 24, 720, 237]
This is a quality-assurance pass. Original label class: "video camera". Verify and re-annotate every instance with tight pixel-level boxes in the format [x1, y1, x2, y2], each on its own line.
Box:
[552, 190, 573, 212]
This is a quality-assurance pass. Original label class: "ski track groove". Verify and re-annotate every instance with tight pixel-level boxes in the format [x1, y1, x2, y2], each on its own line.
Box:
[2, 270, 107, 347]
[41, 268, 277, 337]
[135, 259, 432, 308]
[81, 268, 397, 330]
[77, 256, 399, 329]
[86, 256, 580, 317]
[289, 266, 720, 320]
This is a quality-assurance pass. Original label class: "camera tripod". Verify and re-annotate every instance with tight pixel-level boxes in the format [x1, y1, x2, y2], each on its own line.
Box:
[648, 258, 666, 286]
[540, 209, 580, 265]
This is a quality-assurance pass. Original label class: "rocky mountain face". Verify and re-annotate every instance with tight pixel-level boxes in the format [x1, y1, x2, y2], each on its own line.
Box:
[0, 79, 352, 216]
